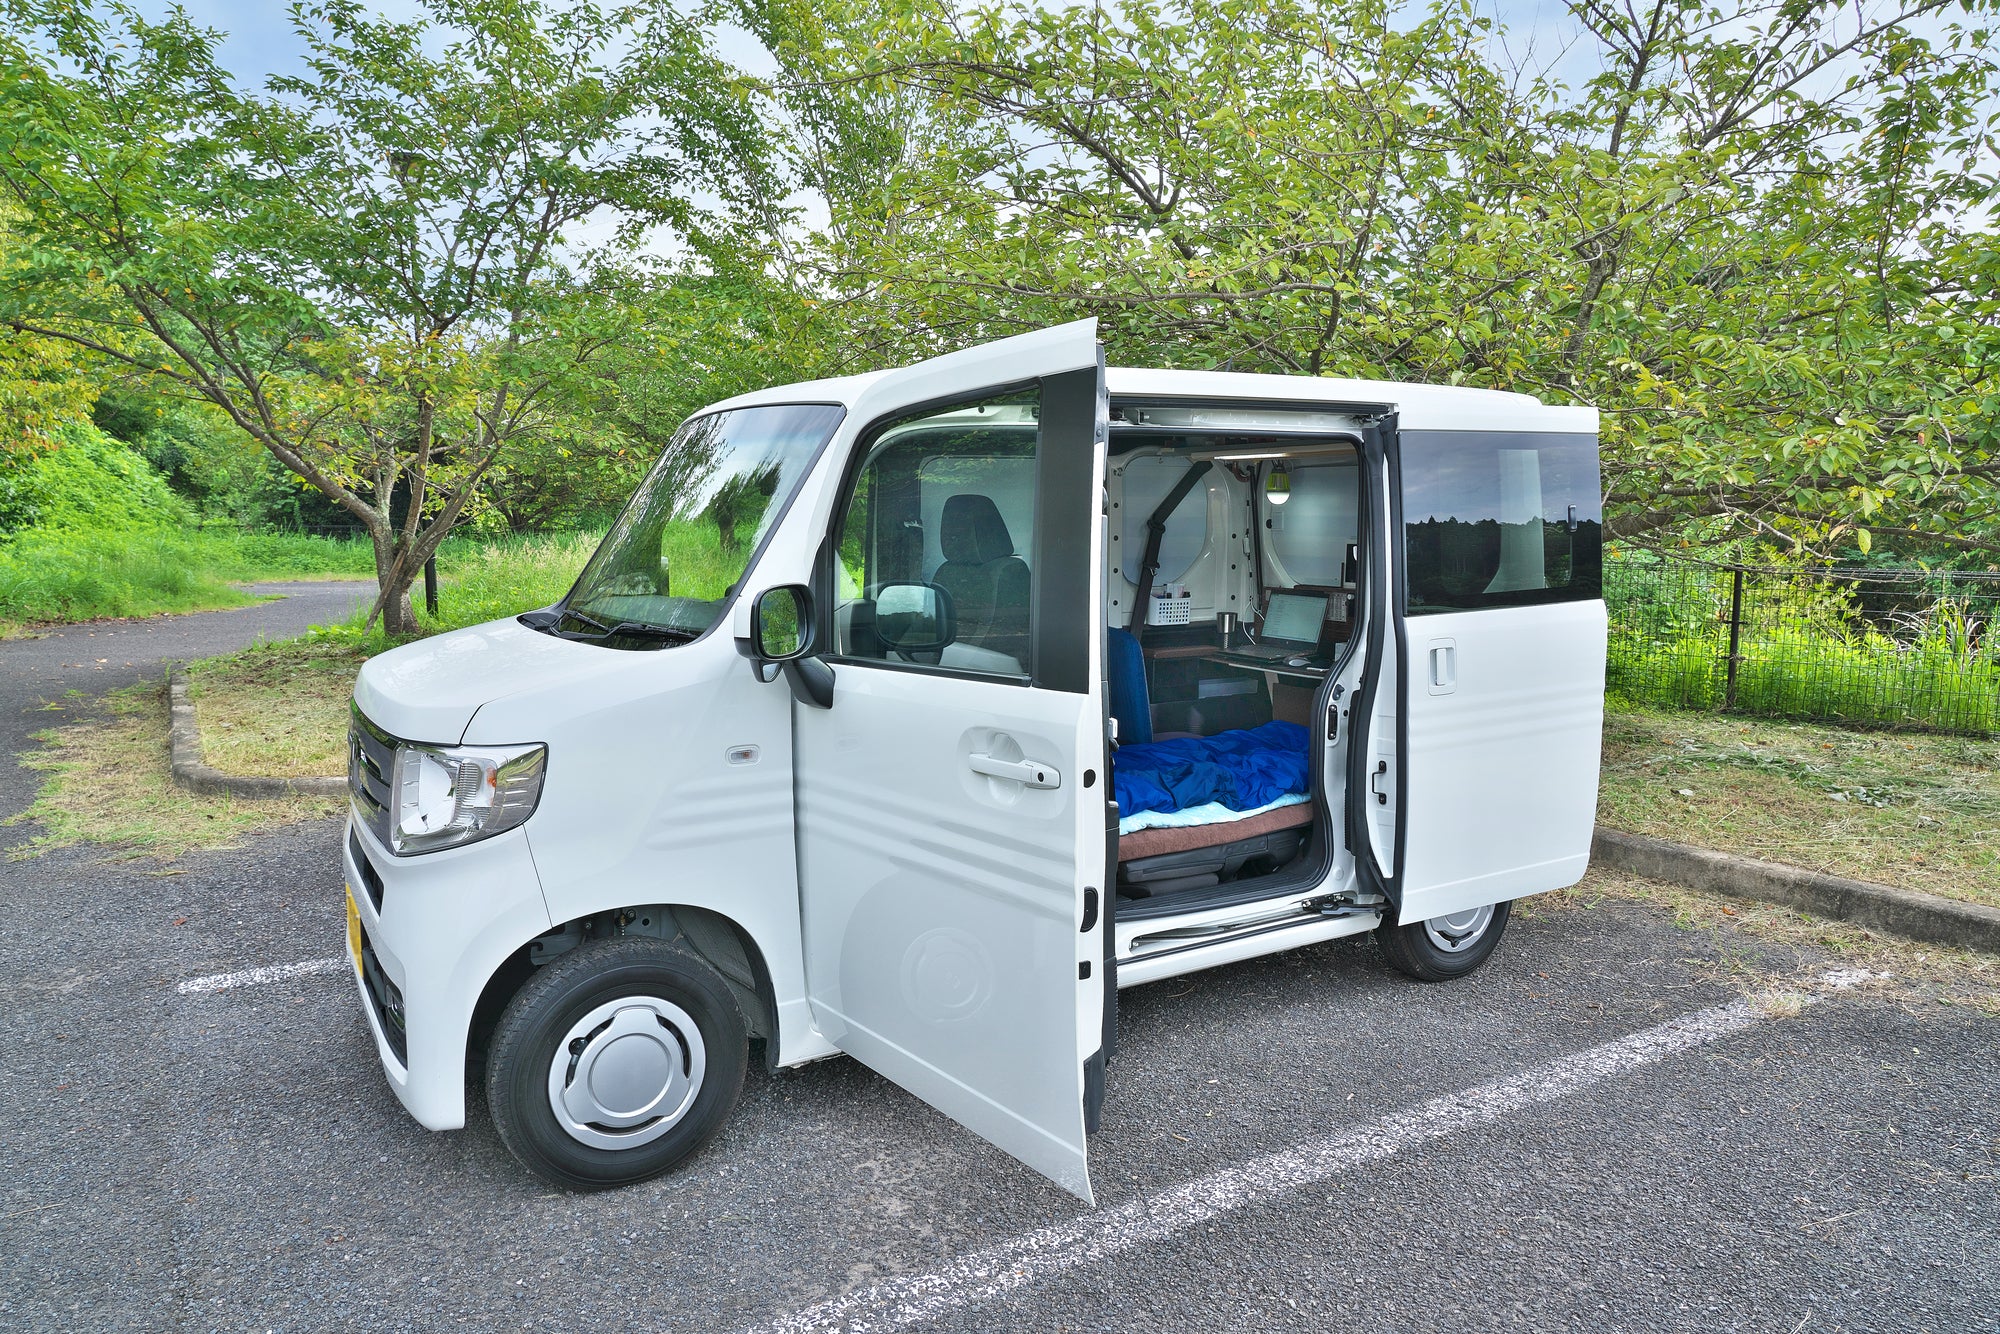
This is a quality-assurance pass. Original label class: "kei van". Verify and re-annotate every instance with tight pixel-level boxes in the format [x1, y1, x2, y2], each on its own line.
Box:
[343, 318, 1606, 1201]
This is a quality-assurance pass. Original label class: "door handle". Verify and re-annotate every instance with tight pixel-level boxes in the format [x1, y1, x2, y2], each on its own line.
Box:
[1426, 638, 1457, 695]
[1370, 758, 1389, 806]
[969, 752, 1062, 790]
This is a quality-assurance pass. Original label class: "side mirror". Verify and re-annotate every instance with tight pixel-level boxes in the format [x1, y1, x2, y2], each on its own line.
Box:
[751, 584, 814, 661]
[870, 581, 957, 656]
[746, 584, 834, 708]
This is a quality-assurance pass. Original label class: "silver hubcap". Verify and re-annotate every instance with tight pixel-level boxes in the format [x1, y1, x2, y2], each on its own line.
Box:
[1423, 904, 1495, 954]
[547, 996, 706, 1151]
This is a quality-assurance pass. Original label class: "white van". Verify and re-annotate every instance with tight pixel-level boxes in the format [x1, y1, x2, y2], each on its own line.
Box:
[344, 320, 1605, 1201]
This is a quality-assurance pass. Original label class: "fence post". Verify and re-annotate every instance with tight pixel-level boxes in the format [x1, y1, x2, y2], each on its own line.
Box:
[424, 556, 439, 617]
[1720, 564, 1736, 708]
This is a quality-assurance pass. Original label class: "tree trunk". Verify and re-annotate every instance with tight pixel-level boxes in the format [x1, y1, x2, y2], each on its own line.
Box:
[370, 530, 421, 638]
[380, 580, 418, 637]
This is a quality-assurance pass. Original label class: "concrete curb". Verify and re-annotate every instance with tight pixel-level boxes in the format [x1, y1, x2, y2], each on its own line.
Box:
[167, 664, 347, 801]
[1593, 826, 2000, 955]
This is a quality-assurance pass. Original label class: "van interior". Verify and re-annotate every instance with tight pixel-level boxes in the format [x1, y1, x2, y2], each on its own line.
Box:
[830, 395, 1374, 923]
[1100, 407, 1365, 919]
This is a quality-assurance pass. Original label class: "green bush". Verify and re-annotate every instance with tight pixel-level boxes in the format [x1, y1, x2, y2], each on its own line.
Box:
[1608, 633, 1723, 710]
[1731, 621, 2000, 734]
[0, 421, 190, 533]
[0, 529, 244, 625]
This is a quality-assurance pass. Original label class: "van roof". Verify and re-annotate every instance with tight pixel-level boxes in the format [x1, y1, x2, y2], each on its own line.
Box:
[707, 365, 1597, 434]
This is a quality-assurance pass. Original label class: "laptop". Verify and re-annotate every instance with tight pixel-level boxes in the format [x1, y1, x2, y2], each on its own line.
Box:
[1234, 590, 1328, 659]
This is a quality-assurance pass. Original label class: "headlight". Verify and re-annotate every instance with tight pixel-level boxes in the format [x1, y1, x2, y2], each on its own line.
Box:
[389, 741, 547, 856]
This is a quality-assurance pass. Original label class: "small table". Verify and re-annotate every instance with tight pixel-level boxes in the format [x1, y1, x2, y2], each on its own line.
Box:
[1143, 640, 1331, 682]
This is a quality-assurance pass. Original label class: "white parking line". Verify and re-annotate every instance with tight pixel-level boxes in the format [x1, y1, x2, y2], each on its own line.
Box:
[176, 956, 348, 994]
[746, 969, 1879, 1334]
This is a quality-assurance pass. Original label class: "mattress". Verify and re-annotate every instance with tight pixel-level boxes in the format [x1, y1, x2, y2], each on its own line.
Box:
[1118, 800, 1314, 862]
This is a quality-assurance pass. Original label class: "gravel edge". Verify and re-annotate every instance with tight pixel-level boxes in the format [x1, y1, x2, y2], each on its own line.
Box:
[166, 663, 347, 801]
[1592, 826, 2000, 954]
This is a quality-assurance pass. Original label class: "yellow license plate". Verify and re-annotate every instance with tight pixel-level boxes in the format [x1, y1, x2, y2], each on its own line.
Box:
[346, 886, 363, 975]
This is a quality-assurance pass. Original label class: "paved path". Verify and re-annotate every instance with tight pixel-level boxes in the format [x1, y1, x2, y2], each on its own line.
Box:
[0, 581, 372, 822]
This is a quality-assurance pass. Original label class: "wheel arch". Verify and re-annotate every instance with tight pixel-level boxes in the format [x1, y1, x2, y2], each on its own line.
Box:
[469, 903, 780, 1071]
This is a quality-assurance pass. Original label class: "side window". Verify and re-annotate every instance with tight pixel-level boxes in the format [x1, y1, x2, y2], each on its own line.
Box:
[1401, 431, 1603, 614]
[832, 390, 1040, 676]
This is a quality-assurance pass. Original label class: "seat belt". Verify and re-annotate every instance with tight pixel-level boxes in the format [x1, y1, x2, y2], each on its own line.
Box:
[1127, 460, 1213, 649]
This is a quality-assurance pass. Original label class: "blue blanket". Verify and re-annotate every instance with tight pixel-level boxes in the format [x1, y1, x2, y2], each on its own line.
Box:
[1113, 721, 1311, 820]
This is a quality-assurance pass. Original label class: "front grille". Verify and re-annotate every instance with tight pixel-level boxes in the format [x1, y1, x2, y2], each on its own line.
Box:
[359, 933, 408, 1065]
[348, 704, 396, 852]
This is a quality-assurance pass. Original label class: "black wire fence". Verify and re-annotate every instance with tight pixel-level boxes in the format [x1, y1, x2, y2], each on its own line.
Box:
[1605, 552, 2000, 735]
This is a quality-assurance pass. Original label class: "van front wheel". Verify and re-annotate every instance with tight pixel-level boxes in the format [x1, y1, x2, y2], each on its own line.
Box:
[1375, 900, 1510, 982]
[485, 937, 748, 1191]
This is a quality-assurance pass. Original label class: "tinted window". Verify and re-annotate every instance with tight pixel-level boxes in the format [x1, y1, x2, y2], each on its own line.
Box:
[1402, 430, 1602, 613]
[832, 390, 1041, 676]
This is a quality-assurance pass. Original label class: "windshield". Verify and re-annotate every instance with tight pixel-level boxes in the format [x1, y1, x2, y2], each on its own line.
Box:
[559, 403, 846, 644]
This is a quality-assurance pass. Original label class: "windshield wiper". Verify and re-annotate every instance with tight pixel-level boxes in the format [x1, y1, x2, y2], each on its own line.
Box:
[597, 621, 698, 643]
[550, 607, 696, 645]
[553, 606, 612, 636]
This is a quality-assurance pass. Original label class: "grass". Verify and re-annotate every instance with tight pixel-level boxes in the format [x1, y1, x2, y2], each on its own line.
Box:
[1596, 705, 2000, 909]
[6, 681, 341, 860]
[185, 637, 368, 778]
[0, 527, 375, 634]
[407, 530, 602, 636]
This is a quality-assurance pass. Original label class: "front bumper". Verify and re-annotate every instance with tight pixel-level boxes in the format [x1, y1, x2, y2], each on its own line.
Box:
[344, 813, 552, 1130]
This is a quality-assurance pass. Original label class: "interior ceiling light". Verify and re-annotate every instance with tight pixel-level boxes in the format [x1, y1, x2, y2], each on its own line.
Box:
[1265, 461, 1292, 506]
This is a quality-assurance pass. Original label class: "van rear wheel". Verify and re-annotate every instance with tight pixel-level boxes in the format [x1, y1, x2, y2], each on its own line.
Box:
[1375, 900, 1510, 982]
[486, 937, 747, 1191]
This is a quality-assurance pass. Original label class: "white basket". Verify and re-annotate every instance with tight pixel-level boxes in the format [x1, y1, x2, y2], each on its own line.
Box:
[1146, 596, 1194, 627]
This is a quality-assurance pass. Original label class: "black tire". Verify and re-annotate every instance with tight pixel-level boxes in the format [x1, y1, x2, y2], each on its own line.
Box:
[1375, 899, 1511, 982]
[485, 937, 747, 1191]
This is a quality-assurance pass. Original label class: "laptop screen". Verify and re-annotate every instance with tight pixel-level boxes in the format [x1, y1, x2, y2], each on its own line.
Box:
[1262, 591, 1327, 646]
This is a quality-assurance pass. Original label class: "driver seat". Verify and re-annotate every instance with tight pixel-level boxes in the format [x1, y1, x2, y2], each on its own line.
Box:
[934, 494, 1031, 665]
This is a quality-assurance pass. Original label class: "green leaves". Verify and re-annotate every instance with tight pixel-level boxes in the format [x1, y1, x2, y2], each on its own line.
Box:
[0, 0, 779, 631]
[764, 0, 2000, 562]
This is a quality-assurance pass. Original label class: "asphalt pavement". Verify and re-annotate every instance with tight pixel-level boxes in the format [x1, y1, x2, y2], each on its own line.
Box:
[0, 593, 1993, 1333]
[0, 582, 374, 824]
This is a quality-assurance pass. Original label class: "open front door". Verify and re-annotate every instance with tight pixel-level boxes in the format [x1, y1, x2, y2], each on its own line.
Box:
[791, 321, 1109, 1202]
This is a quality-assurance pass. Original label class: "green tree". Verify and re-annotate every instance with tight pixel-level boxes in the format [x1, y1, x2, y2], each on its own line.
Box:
[756, 0, 2000, 560]
[0, 0, 769, 632]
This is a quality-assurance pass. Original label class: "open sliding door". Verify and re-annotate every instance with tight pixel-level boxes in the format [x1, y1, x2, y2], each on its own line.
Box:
[1350, 421, 1607, 924]
[1392, 428, 1606, 923]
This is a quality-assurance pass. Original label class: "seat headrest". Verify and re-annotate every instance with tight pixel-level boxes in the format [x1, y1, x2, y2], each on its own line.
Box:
[940, 494, 1016, 564]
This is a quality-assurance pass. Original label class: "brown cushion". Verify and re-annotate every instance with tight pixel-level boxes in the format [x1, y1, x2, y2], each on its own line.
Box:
[1118, 801, 1313, 862]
